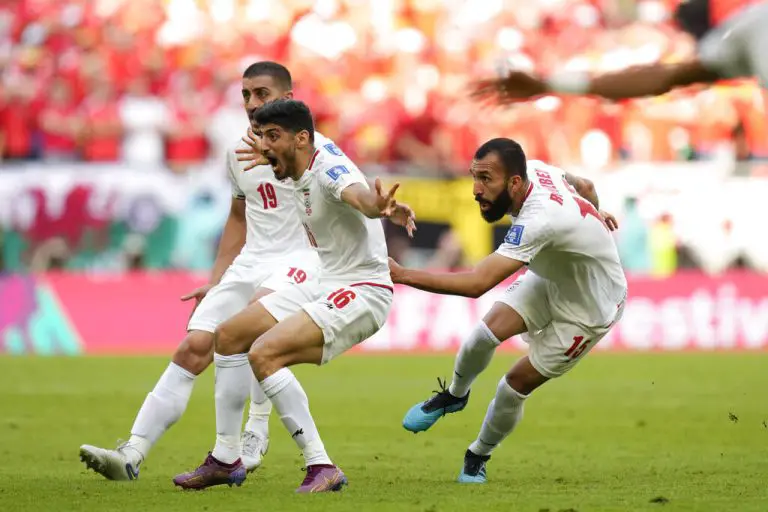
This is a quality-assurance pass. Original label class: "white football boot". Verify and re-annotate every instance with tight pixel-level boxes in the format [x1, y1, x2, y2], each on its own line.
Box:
[240, 431, 269, 472]
[79, 442, 143, 481]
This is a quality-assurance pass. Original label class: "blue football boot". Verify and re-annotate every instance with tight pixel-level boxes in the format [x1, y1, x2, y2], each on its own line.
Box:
[457, 449, 490, 484]
[402, 378, 469, 433]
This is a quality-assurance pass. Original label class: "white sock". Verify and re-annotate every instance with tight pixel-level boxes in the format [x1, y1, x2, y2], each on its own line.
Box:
[211, 353, 251, 464]
[469, 376, 527, 456]
[448, 322, 500, 398]
[260, 368, 332, 467]
[127, 362, 196, 463]
[245, 375, 272, 436]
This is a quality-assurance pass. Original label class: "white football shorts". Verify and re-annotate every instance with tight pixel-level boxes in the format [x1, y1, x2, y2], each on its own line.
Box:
[187, 249, 320, 333]
[258, 279, 393, 364]
[497, 272, 625, 379]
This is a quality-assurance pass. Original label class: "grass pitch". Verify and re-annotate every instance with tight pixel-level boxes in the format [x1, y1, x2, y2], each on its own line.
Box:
[0, 353, 766, 511]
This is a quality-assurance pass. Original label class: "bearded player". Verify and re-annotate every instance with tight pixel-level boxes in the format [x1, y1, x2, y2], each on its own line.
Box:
[473, 0, 768, 102]
[390, 138, 627, 483]
[79, 62, 326, 480]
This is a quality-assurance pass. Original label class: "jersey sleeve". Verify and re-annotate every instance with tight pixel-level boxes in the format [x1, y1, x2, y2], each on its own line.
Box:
[697, 28, 743, 79]
[226, 150, 246, 200]
[495, 216, 552, 263]
[317, 159, 367, 201]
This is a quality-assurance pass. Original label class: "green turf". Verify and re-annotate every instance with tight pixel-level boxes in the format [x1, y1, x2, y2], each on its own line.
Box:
[0, 353, 766, 511]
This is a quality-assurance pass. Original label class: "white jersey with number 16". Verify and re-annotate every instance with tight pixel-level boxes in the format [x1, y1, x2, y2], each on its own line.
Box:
[291, 141, 391, 286]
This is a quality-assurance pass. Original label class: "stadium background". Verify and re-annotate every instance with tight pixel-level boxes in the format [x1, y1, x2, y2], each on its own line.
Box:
[1, 0, 767, 354]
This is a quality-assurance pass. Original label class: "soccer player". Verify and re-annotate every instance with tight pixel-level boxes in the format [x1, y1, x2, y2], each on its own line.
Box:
[79, 62, 325, 480]
[391, 138, 627, 483]
[172, 99, 416, 493]
[472, 0, 768, 102]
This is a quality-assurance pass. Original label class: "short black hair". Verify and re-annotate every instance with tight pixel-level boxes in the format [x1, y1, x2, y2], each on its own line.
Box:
[474, 138, 527, 179]
[242, 61, 292, 90]
[254, 99, 314, 143]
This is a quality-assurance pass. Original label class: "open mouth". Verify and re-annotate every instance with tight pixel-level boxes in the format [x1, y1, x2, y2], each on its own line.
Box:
[266, 155, 279, 170]
[477, 200, 491, 211]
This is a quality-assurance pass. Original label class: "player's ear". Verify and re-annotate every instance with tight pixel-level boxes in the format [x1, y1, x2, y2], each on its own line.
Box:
[296, 129, 311, 148]
[283, 90, 294, 100]
[508, 174, 522, 193]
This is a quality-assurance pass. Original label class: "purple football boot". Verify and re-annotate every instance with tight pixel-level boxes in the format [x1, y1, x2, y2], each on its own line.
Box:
[172, 453, 246, 490]
[296, 464, 348, 493]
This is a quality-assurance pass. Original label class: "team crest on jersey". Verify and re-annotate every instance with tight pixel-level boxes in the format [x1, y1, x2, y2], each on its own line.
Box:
[504, 225, 525, 246]
[326, 165, 349, 181]
[302, 189, 312, 216]
[323, 143, 344, 156]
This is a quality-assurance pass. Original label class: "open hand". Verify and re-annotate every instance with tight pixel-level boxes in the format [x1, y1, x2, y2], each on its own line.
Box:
[389, 202, 417, 238]
[374, 178, 400, 217]
[181, 283, 214, 320]
[471, 71, 548, 105]
[234, 127, 269, 170]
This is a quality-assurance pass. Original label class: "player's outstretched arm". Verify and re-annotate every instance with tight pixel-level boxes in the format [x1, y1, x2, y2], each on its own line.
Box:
[341, 178, 417, 236]
[341, 179, 398, 218]
[389, 253, 523, 298]
[473, 61, 720, 103]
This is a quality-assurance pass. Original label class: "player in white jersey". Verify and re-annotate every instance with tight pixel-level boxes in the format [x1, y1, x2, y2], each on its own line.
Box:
[79, 62, 323, 481]
[173, 99, 416, 493]
[390, 138, 627, 483]
[472, 1, 768, 102]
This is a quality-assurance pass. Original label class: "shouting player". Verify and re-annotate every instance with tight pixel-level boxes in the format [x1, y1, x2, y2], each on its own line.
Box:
[390, 138, 626, 483]
[79, 62, 324, 480]
[473, 0, 768, 102]
[173, 99, 416, 493]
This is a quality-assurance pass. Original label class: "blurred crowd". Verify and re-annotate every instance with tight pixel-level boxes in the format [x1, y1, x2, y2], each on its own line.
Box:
[1, 0, 767, 276]
[2, 0, 767, 174]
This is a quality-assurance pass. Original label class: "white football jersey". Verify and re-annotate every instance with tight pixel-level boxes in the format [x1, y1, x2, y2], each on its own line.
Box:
[227, 132, 333, 266]
[496, 160, 627, 327]
[290, 140, 391, 285]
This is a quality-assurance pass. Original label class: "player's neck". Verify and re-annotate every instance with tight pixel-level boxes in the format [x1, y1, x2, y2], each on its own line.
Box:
[508, 179, 530, 217]
[291, 148, 315, 181]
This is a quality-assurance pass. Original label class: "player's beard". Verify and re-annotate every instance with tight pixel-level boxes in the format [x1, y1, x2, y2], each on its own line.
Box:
[477, 187, 513, 223]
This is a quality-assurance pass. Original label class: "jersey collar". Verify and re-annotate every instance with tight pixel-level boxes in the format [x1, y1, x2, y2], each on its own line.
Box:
[523, 181, 533, 201]
[307, 149, 320, 171]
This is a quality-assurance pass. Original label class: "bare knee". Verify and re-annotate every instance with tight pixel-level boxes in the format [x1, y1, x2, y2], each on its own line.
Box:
[248, 340, 282, 381]
[172, 330, 214, 375]
[214, 321, 251, 356]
